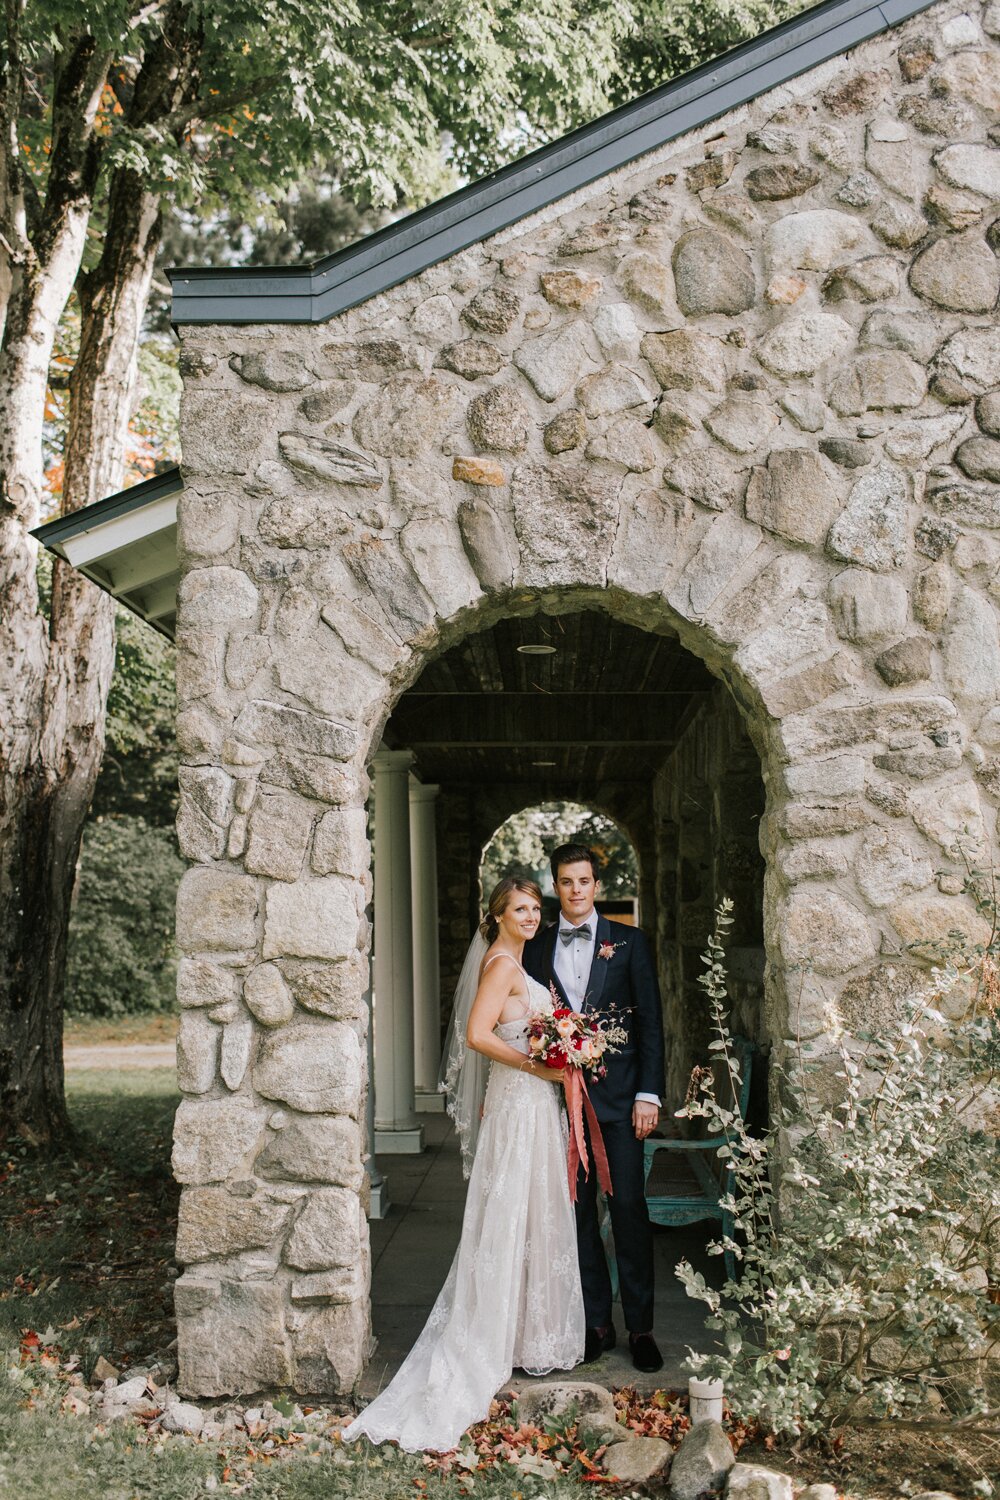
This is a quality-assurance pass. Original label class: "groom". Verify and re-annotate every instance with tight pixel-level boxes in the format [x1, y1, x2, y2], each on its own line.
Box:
[524, 841, 666, 1374]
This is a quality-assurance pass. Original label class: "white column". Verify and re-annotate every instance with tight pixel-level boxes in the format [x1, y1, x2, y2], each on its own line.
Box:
[409, 779, 444, 1113]
[372, 749, 423, 1154]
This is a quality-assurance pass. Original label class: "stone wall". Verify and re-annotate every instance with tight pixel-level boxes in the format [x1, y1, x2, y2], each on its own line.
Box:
[172, 0, 1000, 1394]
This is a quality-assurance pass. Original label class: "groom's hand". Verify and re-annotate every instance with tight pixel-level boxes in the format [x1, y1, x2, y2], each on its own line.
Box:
[632, 1100, 658, 1140]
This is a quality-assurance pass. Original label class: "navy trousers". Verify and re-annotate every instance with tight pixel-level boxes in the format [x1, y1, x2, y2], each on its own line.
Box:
[576, 1114, 654, 1334]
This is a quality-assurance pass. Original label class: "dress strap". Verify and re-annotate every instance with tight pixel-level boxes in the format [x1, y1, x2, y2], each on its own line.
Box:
[482, 952, 532, 1020]
[482, 952, 527, 976]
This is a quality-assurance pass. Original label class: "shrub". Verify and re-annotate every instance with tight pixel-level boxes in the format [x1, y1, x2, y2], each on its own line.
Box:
[678, 898, 1000, 1435]
[66, 816, 183, 1017]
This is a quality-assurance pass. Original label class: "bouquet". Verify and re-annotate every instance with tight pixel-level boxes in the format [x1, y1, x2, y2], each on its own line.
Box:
[525, 986, 627, 1201]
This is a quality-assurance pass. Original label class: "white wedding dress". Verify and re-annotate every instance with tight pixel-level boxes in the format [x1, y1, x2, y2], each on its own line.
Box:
[342, 965, 585, 1453]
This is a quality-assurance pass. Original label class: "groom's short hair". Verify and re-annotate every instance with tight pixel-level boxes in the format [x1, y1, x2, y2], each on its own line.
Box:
[550, 842, 599, 882]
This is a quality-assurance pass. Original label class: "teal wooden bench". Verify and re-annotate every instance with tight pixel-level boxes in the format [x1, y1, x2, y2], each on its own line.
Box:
[601, 1036, 755, 1292]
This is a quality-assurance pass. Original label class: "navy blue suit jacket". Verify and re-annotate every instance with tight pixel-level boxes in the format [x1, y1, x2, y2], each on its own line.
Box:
[523, 913, 665, 1124]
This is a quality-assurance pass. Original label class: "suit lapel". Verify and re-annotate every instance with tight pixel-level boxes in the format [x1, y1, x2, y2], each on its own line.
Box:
[544, 924, 570, 1007]
[583, 912, 612, 1013]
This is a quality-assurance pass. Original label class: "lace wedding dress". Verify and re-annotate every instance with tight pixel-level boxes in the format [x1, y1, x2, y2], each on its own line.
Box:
[342, 968, 585, 1453]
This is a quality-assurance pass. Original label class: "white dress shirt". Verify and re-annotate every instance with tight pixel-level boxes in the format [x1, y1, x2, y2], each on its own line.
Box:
[554, 914, 660, 1109]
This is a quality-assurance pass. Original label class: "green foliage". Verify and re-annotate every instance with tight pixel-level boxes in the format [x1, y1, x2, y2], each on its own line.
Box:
[66, 817, 183, 1017]
[678, 900, 1000, 1435]
[611, 0, 811, 103]
[481, 800, 638, 901]
[93, 607, 177, 826]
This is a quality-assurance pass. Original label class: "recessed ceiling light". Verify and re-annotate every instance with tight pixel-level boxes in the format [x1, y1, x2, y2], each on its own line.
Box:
[517, 643, 557, 656]
[531, 760, 557, 767]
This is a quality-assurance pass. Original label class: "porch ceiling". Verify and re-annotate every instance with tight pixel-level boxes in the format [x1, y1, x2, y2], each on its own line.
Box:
[384, 610, 715, 789]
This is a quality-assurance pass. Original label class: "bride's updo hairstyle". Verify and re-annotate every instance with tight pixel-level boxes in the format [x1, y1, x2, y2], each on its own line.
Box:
[479, 876, 543, 944]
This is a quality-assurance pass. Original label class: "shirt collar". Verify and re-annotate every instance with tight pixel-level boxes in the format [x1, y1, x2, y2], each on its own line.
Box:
[559, 915, 594, 932]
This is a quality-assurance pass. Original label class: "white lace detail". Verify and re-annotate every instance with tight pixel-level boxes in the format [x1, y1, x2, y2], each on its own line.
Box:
[343, 973, 585, 1453]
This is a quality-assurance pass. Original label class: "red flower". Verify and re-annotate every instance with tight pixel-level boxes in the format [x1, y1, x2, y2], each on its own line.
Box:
[553, 1008, 572, 1019]
[546, 1047, 567, 1069]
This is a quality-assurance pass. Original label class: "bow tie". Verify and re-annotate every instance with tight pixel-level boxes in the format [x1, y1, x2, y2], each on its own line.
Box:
[560, 924, 592, 944]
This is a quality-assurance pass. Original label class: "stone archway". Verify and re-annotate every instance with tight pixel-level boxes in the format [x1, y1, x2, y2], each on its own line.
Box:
[169, 3, 1000, 1395]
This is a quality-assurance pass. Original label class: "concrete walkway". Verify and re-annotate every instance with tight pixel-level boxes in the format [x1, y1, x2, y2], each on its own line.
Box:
[363, 1110, 722, 1401]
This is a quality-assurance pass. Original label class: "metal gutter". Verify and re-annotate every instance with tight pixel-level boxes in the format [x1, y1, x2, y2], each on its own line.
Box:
[168, 0, 937, 327]
[31, 467, 184, 555]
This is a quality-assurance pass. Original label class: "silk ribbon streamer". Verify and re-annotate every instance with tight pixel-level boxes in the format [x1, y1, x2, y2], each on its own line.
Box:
[564, 1068, 613, 1203]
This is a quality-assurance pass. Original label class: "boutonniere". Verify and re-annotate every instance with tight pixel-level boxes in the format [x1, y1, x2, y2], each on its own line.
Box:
[598, 940, 624, 961]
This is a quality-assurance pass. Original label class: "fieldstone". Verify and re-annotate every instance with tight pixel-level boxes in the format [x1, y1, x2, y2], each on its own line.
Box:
[669, 1420, 735, 1500]
[298, 380, 355, 424]
[823, 256, 902, 303]
[748, 124, 799, 153]
[592, 303, 640, 360]
[827, 463, 909, 571]
[726, 1462, 794, 1500]
[765, 273, 808, 304]
[243, 964, 295, 1027]
[932, 48, 1000, 111]
[822, 67, 891, 116]
[290, 1268, 363, 1304]
[778, 837, 851, 881]
[617, 250, 673, 315]
[910, 780, 987, 860]
[654, 390, 708, 449]
[910, 234, 1000, 313]
[839, 962, 923, 1030]
[161, 1402, 205, 1436]
[641, 329, 727, 392]
[285, 1188, 360, 1270]
[925, 183, 988, 230]
[786, 753, 865, 797]
[172, 1097, 269, 1184]
[762, 651, 861, 718]
[410, 293, 456, 337]
[755, 312, 853, 378]
[177, 958, 238, 1010]
[311, 807, 368, 879]
[257, 492, 354, 550]
[780, 801, 869, 837]
[435, 339, 504, 379]
[514, 323, 594, 401]
[745, 162, 820, 200]
[875, 635, 933, 685]
[705, 393, 779, 454]
[342, 535, 435, 640]
[183, 392, 269, 476]
[828, 350, 926, 415]
[684, 151, 737, 193]
[607, 489, 690, 595]
[176, 1011, 219, 1094]
[942, 13, 981, 46]
[780, 391, 826, 431]
[900, 93, 978, 138]
[745, 449, 842, 544]
[955, 436, 1000, 482]
[176, 1187, 292, 1263]
[543, 409, 587, 454]
[177, 491, 240, 560]
[835, 170, 880, 207]
[935, 143, 1000, 200]
[603, 1435, 672, 1482]
[866, 120, 915, 198]
[936, 325, 1000, 391]
[510, 462, 620, 586]
[976, 391, 1000, 435]
[576, 363, 651, 418]
[178, 566, 259, 630]
[667, 512, 763, 617]
[467, 383, 529, 452]
[316, 339, 415, 380]
[176, 869, 259, 953]
[782, 697, 957, 757]
[587, 417, 656, 472]
[518, 1381, 619, 1436]
[559, 219, 621, 256]
[233, 699, 356, 764]
[288, 1301, 368, 1395]
[827, 564, 911, 639]
[735, 597, 832, 685]
[352, 373, 459, 458]
[663, 449, 748, 510]
[263, 879, 358, 962]
[243, 790, 313, 882]
[820, 437, 871, 468]
[256, 1114, 363, 1187]
[704, 191, 760, 236]
[931, 483, 1000, 528]
[672, 230, 754, 316]
[870, 199, 928, 250]
[539, 269, 601, 306]
[461, 285, 520, 334]
[220, 1019, 253, 1091]
[890, 893, 991, 962]
[944, 586, 1000, 705]
[457, 496, 518, 589]
[915, 514, 959, 559]
[861, 311, 938, 364]
[885, 412, 966, 464]
[254, 1021, 362, 1115]
[810, 122, 852, 168]
[855, 826, 934, 907]
[175, 1276, 293, 1393]
[766, 210, 866, 272]
[277, 433, 382, 488]
[452, 455, 505, 485]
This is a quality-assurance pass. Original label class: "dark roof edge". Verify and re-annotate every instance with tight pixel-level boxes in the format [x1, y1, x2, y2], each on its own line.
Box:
[168, 0, 936, 327]
[31, 467, 183, 552]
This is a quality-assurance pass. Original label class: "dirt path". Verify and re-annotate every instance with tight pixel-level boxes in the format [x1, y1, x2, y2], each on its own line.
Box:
[63, 1043, 176, 1071]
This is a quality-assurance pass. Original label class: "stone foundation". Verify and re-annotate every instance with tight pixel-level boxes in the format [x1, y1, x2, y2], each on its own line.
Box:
[172, 0, 1000, 1393]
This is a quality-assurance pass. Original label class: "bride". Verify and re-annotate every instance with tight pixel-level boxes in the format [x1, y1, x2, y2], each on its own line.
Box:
[342, 875, 585, 1452]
